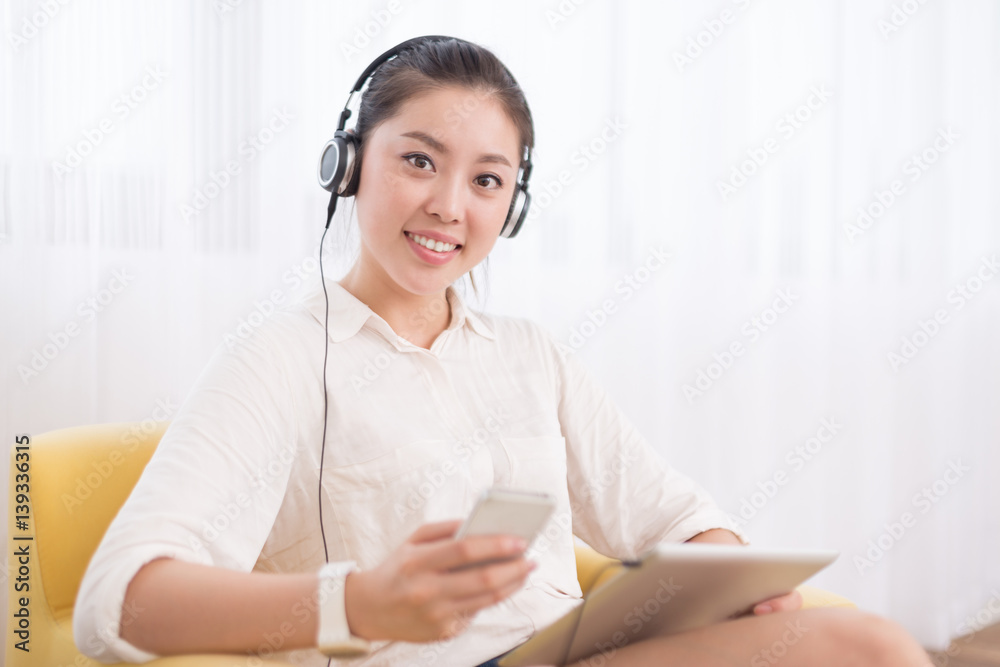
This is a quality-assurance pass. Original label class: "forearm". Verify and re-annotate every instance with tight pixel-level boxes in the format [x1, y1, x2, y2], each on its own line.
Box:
[120, 557, 322, 655]
[685, 528, 744, 545]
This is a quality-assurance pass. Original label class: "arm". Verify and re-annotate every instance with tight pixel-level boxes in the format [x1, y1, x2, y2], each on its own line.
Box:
[120, 558, 321, 654]
[120, 522, 536, 654]
[548, 333, 747, 559]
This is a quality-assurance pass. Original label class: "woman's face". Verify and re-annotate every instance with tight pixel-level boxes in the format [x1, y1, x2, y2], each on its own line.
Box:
[352, 85, 522, 298]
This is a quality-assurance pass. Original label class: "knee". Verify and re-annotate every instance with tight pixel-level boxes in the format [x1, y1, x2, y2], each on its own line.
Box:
[825, 610, 931, 666]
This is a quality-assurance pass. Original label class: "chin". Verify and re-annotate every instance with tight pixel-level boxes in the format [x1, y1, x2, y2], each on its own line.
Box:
[395, 271, 456, 297]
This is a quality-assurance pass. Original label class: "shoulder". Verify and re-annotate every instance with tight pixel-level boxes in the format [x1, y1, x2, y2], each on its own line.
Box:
[212, 292, 323, 378]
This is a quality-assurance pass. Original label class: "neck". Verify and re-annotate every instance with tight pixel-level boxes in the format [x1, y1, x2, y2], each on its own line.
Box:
[337, 262, 452, 350]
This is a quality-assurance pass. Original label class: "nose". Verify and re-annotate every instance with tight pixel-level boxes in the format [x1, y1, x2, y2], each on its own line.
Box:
[425, 172, 465, 223]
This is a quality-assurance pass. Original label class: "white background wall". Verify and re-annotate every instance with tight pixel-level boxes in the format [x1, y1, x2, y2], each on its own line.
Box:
[2, 0, 998, 654]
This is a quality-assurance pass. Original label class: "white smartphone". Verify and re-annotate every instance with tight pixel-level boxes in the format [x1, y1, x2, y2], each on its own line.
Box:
[453, 488, 556, 564]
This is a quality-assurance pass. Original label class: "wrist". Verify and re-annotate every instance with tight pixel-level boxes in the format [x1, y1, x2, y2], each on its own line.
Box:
[343, 569, 376, 640]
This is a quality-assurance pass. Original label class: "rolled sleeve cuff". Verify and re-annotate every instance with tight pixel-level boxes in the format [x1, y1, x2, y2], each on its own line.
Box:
[74, 544, 214, 663]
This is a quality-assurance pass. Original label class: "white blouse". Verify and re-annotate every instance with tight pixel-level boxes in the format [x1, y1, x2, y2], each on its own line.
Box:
[74, 279, 744, 666]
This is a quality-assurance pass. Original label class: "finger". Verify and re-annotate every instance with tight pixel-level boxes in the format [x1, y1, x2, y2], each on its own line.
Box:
[425, 533, 528, 572]
[440, 554, 536, 599]
[753, 589, 803, 615]
[407, 520, 464, 544]
[445, 563, 537, 616]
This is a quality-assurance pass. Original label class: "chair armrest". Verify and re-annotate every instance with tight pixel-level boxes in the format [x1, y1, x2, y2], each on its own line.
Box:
[797, 584, 857, 609]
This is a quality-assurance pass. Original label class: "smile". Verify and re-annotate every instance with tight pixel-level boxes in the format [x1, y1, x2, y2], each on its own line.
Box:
[404, 231, 460, 253]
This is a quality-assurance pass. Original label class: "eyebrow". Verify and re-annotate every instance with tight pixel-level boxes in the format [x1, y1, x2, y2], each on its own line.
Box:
[400, 131, 513, 168]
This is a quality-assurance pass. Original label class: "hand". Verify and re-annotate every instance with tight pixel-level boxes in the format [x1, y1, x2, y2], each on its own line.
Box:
[752, 589, 803, 615]
[343, 520, 536, 643]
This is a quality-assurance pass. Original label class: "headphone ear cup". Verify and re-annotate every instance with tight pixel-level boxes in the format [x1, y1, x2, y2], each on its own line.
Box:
[500, 188, 530, 238]
[317, 130, 359, 195]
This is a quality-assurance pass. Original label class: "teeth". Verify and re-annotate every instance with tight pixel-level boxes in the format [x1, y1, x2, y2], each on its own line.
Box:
[407, 232, 457, 253]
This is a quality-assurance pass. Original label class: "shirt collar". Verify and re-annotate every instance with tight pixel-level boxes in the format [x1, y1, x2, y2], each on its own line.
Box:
[304, 279, 495, 344]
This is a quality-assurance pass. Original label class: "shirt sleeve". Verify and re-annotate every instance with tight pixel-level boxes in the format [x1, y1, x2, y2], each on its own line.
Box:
[73, 326, 301, 663]
[547, 334, 748, 560]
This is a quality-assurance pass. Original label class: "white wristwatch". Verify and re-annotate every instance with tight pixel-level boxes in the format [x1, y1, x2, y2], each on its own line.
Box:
[316, 561, 372, 658]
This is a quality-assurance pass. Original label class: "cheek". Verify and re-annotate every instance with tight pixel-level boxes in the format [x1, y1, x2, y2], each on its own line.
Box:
[355, 161, 419, 233]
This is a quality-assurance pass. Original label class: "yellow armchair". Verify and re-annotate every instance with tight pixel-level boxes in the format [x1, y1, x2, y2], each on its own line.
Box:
[6, 422, 852, 667]
[7, 422, 294, 667]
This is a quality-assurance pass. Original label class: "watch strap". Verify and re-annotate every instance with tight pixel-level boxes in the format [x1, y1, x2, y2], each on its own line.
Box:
[316, 561, 372, 657]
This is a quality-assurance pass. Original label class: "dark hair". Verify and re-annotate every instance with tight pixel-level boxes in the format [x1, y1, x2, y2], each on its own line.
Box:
[350, 36, 534, 297]
[353, 36, 534, 174]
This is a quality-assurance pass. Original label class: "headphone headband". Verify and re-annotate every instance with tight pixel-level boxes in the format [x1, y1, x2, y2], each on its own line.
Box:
[337, 35, 457, 132]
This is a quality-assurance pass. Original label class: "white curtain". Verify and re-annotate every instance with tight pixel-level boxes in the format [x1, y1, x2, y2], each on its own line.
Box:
[2, 0, 997, 651]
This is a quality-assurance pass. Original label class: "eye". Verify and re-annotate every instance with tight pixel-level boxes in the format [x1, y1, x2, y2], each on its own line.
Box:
[475, 174, 503, 189]
[404, 153, 434, 171]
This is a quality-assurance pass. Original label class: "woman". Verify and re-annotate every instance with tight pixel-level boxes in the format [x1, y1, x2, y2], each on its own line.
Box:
[75, 36, 931, 666]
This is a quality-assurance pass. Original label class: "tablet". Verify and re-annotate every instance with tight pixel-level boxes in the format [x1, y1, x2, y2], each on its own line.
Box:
[499, 543, 838, 666]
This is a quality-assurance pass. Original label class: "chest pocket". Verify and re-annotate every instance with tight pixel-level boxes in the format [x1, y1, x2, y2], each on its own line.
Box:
[317, 438, 494, 567]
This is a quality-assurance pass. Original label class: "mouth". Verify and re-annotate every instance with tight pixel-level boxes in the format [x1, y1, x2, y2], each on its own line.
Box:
[404, 231, 462, 254]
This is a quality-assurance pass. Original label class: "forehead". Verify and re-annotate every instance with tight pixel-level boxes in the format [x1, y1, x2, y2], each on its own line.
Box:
[374, 86, 521, 161]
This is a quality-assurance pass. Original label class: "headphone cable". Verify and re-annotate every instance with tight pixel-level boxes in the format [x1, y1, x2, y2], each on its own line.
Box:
[318, 193, 338, 667]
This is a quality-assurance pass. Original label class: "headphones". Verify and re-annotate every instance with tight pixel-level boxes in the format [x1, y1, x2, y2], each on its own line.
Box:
[317, 35, 534, 238]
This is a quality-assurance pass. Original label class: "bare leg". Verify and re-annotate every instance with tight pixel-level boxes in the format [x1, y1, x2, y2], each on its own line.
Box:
[565, 608, 932, 667]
